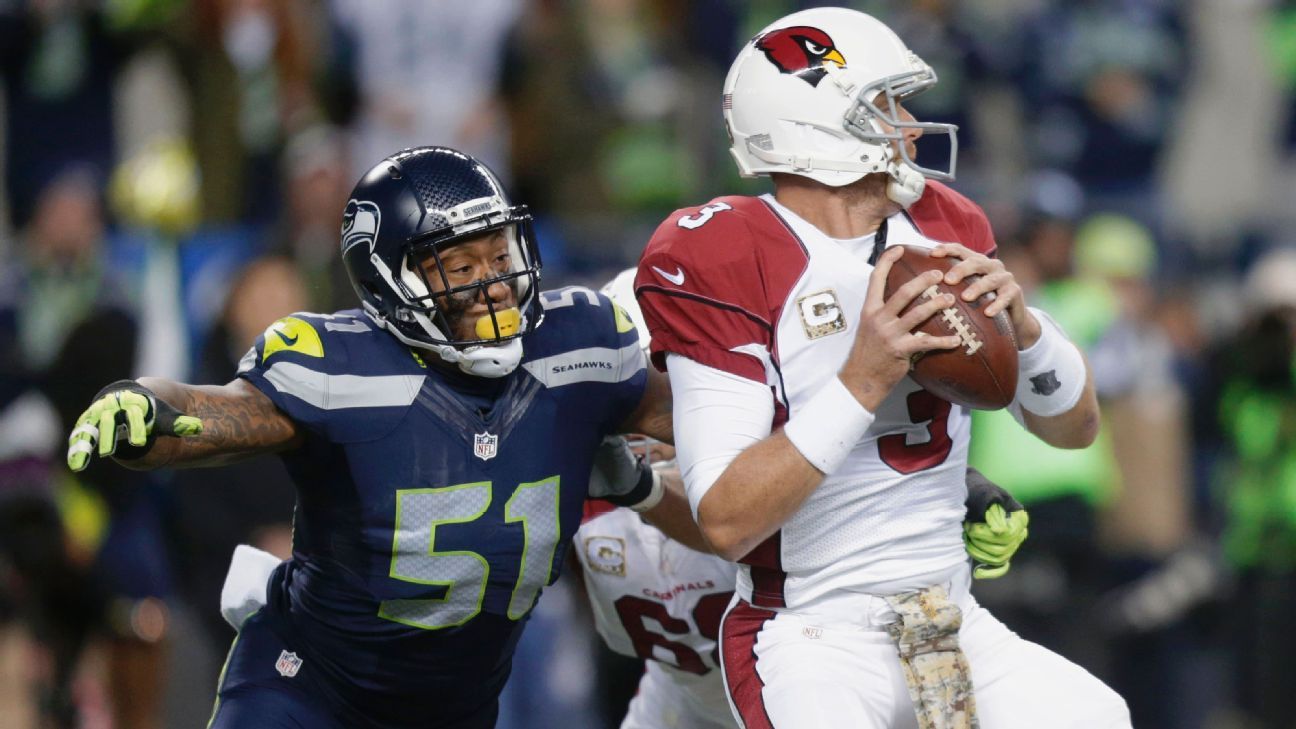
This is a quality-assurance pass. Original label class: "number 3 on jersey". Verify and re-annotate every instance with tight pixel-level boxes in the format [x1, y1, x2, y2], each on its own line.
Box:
[878, 389, 953, 474]
[678, 202, 733, 230]
[378, 477, 561, 630]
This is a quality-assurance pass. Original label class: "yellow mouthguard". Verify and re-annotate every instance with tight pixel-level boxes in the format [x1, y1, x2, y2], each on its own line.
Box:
[475, 308, 521, 339]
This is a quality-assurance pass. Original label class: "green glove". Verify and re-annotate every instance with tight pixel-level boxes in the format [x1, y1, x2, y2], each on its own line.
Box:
[963, 467, 1029, 579]
[67, 380, 203, 472]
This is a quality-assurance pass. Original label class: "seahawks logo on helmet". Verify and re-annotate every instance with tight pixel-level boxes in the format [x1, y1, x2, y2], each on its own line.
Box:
[341, 199, 382, 255]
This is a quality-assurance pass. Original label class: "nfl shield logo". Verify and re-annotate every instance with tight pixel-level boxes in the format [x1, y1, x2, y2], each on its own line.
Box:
[275, 650, 302, 678]
[474, 432, 498, 461]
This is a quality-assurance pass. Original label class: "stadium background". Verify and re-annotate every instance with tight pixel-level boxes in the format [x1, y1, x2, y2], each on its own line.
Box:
[1, 0, 1294, 727]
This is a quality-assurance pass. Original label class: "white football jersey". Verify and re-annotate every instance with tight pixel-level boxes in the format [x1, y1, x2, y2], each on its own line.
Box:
[576, 502, 738, 727]
[637, 181, 999, 611]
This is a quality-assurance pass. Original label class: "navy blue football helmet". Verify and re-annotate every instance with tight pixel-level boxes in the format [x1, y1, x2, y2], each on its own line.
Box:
[341, 147, 543, 376]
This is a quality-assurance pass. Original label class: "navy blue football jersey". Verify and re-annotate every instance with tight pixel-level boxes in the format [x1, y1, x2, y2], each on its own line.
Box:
[235, 286, 646, 728]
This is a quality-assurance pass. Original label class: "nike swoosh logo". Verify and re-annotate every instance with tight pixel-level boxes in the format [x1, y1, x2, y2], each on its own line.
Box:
[275, 330, 300, 346]
[652, 266, 686, 286]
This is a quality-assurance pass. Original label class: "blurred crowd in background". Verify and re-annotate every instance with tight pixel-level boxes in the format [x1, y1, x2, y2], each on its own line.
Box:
[0, 0, 1295, 728]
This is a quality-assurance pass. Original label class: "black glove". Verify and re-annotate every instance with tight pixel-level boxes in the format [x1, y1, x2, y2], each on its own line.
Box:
[588, 436, 662, 510]
[67, 380, 202, 470]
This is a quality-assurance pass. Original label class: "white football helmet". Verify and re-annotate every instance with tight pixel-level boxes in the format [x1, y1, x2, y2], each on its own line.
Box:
[723, 7, 958, 207]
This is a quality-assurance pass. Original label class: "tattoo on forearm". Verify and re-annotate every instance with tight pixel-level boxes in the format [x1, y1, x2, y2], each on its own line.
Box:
[190, 388, 295, 452]
[145, 382, 298, 467]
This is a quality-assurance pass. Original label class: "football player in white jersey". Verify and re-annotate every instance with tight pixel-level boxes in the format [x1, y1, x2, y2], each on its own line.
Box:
[585, 270, 1035, 729]
[634, 8, 1131, 729]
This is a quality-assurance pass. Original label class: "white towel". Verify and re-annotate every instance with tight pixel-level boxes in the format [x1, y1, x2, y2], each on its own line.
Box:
[219, 544, 283, 630]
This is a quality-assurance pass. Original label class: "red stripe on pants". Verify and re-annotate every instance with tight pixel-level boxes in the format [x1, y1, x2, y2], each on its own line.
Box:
[721, 599, 777, 729]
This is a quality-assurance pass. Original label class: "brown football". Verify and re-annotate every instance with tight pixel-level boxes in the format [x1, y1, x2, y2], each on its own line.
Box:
[883, 245, 1019, 410]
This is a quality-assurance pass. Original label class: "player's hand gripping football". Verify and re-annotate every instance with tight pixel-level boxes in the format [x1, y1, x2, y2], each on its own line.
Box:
[929, 242, 1041, 348]
[840, 245, 963, 410]
[963, 467, 1029, 579]
[67, 380, 203, 471]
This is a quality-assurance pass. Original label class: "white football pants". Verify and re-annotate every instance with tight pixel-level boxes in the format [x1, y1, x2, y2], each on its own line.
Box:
[719, 568, 1131, 729]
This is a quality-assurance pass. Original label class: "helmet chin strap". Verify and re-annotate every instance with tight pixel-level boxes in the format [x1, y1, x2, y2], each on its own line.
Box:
[364, 304, 527, 378]
[886, 157, 926, 209]
[431, 338, 524, 378]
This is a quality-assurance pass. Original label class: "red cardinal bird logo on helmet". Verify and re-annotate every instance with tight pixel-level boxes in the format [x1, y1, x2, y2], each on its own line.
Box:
[755, 26, 846, 88]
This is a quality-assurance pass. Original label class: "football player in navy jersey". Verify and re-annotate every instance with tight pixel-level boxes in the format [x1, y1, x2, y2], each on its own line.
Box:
[64, 147, 690, 729]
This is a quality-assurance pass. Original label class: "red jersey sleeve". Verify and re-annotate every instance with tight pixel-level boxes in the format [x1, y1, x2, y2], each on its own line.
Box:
[907, 180, 998, 258]
[582, 498, 618, 524]
[634, 196, 808, 383]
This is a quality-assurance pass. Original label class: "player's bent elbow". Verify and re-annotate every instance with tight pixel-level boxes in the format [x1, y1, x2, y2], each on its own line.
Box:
[1075, 412, 1101, 448]
[1026, 399, 1101, 450]
[696, 510, 751, 562]
[1055, 406, 1101, 449]
[704, 533, 749, 563]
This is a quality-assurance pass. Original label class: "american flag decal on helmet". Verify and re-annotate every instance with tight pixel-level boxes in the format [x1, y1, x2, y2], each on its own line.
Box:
[722, 93, 733, 110]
